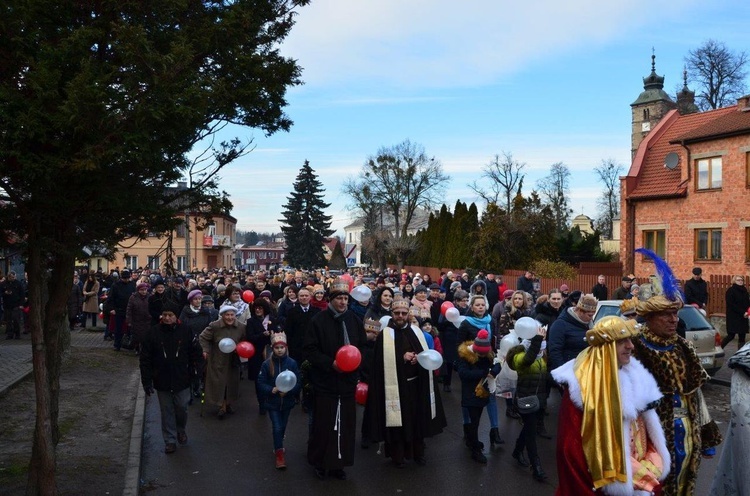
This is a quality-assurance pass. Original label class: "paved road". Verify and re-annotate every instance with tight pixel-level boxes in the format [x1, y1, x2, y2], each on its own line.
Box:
[140, 371, 732, 496]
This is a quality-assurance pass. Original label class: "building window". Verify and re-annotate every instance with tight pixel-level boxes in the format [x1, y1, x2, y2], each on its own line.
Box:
[124, 256, 138, 270]
[177, 256, 187, 272]
[642, 230, 666, 259]
[147, 256, 160, 270]
[643, 108, 650, 120]
[746, 152, 750, 187]
[176, 221, 187, 238]
[695, 228, 722, 261]
[696, 157, 722, 190]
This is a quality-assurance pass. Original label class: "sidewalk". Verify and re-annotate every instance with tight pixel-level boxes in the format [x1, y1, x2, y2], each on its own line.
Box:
[0, 325, 113, 396]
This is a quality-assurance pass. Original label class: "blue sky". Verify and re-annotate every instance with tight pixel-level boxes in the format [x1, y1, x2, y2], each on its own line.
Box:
[211, 0, 750, 236]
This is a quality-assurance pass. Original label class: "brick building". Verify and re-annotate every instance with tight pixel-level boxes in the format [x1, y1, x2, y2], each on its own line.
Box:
[621, 56, 750, 278]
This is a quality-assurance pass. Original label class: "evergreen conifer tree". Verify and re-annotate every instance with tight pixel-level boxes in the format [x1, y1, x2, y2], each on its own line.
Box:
[280, 161, 334, 268]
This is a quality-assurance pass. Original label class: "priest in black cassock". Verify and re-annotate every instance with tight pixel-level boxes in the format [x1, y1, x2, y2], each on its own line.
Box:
[303, 278, 367, 481]
[367, 295, 447, 467]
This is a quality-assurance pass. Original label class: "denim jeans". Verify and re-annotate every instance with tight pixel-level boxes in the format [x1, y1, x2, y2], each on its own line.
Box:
[156, 388, 190, 445]
[462, 396, 499, 429]
[268, 408, 292, 450]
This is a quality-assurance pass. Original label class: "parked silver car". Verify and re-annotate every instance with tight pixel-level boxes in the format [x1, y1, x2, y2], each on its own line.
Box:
[594, 301, 725, 375]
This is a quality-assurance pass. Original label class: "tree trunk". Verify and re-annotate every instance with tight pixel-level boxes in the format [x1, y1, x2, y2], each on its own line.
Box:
[26, 241, 57, 496]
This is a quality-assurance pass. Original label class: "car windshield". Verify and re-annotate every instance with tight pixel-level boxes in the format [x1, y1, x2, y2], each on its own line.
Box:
[678, 307, 713, 331]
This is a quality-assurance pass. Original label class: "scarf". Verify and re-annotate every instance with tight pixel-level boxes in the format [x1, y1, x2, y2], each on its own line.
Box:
[465, 313, 492, 336]
[382, 322, 435, 427]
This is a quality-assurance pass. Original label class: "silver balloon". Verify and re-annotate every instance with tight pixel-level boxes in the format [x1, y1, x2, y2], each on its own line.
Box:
[218, 337, 236, 354]
[445, 307, 460, 323]
[275, 370, 297, 393]
[416, 349, 444, 371]
[350, 285, 372, 304]
[514, 317, 539, 340]
[498, 331, 520, 358]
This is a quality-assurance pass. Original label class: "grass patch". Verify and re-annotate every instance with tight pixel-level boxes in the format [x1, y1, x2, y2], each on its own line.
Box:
[0, 456, 29, 483]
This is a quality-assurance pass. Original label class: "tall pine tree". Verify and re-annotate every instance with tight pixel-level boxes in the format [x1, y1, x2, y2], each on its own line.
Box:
[280, 161, 334, 269]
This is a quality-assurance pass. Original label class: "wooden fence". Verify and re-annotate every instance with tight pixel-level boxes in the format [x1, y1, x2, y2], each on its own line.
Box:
[392, 264, 738, 317]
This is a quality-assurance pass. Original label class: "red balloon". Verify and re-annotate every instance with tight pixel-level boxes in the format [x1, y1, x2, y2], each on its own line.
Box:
[236, 341, 255, 359]
[335, 345, 362, 373]
[98, 312, 104, 319]
[355, 381, 368, 406]
[242, 290, 255, 303]
[440, 301, 454, 316]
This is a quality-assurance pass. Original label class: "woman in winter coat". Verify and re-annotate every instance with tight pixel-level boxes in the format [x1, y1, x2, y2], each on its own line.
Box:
[724, 275, 750, 349]
[247, 298, 279, 413]
[457, 294, 503, 448]
[364, 287, 393, 322]
[438, 289, 470, 391]
[456, 329, 501, 464]
[532, 289, 564, 328]
[497, 290, 531, 336]
[507, 326, 549, 482]
[81, 273, 100, 328]
[200, 304, 246, 418]
[125, 283, 151, 351]
[179, 291, 217, 397]
[310, 285, 328, 311]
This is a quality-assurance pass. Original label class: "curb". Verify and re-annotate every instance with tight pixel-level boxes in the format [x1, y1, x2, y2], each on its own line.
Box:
[0, 365, 33, 398]
[709, 376, 731, 387]
[123, 378, 146, 496]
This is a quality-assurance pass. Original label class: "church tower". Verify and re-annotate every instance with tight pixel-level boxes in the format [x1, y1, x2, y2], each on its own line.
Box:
[630, 53, 676, 159]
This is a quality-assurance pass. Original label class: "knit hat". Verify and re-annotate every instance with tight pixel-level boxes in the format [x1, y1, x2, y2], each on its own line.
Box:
[271, 332, 287, 348]
[450, 281, 461, 291]
[414, 285, 427, 294]
[259, 290, 272, 299]
[692, 267, 702, 276]
[219, 304, 237, 316]
[576, 294, 598, 313]
[503, 289, 514, 299]
[188, 289, 203, 301]
[136, 282, 149, 291]
[473, 329, 492, 354]
[201, 295, 214, 303]
[560, 284, 570, 292]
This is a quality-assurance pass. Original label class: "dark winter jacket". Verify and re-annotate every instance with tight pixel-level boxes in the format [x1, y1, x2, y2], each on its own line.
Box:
[456, 341, 500, 408]
[139, 322, 202, 393]
[685, 278, 708, 307]
[109, 278, 136, 314]
[256, 354, 301, 411]
[484, 279, 500, 310]
[532, 301, 562, 328]
[303, 306, 367, 398]
[1, 278, 25, 309]
[284, 304, 321, 362]
[508, 335, 548, 410]
[148, 291, 166, 324]
[725, 283, 750, 335]
[547, 307, 590, 370]
[591, 283, 608, 301]
[179, 305, 219, 338]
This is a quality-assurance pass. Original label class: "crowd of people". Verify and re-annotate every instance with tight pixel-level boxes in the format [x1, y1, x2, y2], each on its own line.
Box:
[3, 260, 747, 494]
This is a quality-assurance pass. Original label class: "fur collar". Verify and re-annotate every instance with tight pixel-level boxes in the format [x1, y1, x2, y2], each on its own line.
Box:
[552, 358, 671, 494]
[458, 340, 493, 364]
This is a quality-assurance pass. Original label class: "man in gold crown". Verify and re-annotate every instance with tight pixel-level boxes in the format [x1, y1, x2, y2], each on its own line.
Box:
[366, 295, 446, 468]
[553, 316, 670, 494]
[628, 247, 722, 496]
[303, 277, 367, 480]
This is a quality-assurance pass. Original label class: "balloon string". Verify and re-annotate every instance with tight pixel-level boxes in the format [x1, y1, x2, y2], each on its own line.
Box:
[335, 397, 342, 459]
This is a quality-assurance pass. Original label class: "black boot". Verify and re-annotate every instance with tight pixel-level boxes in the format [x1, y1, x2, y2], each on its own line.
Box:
[530, 457, 548, 481]
[536, 421, 552, 439]
[512, 440, 529, 467]
[471, 443, 487, 464]
[489, 427, 505, 446]
[463, 424, 470, 447]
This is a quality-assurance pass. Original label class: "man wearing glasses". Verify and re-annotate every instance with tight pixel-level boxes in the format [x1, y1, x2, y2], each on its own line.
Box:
[366, 296, 446, 468]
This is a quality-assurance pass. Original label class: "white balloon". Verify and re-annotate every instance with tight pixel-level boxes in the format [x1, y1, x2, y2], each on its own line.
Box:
[275, 370, 297, 393]
[445, 307, 460, 323]
[350, 285, 372, 304]
[514, 317, 539, 340]
[416, 349, 444, 371]
[498, 332, 520, 358]
[99, 303, 103, 311]
[218, 337, 236, 353]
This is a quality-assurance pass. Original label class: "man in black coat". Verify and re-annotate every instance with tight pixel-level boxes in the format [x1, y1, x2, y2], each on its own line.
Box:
[684, 267, 708, 310]
[303, 279, 367, 481]
[516, 270, 535, 295]
[1, 271, 25, 339]
[139, 306, 202, 454]
[284, 287, 320, 362]
[485, 273, 500, 310]
[591, 274, 608, 301]
[109, 269, 136, 350]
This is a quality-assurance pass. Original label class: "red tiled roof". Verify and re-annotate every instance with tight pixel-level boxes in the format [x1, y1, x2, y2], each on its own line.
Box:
[627, 106, 737, 200]
[671, 105, 750, 143]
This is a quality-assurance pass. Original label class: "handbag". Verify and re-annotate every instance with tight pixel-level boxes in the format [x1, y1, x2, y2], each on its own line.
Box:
[515, 362, 543, 415]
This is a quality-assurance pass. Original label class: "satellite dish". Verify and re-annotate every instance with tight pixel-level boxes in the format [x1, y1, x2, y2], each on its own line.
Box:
[664, 152, 680, 170]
